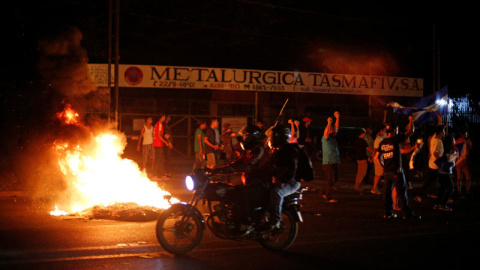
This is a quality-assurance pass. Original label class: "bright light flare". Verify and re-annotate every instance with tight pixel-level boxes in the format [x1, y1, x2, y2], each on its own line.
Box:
[435, 99, 448, 106]
[185, 176, 194, 191]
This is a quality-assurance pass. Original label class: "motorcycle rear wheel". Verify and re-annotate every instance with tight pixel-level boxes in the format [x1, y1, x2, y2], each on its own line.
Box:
[156, 206, 204, 255]
[259, 210, 298, 251]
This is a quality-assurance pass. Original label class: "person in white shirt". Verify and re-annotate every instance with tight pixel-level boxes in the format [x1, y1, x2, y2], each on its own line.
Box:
[137, 116, 154, 174]
[415, 125, 445, 202]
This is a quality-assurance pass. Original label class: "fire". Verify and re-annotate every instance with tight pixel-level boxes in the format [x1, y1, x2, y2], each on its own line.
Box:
[56, 103, 80, 125]
[50, 205, 68, 216]
[51, 104, 178, 215]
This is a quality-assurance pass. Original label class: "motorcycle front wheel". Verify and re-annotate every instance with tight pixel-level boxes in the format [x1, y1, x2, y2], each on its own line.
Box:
[156, 205, 204, 255]
[259, 210, 298, 251]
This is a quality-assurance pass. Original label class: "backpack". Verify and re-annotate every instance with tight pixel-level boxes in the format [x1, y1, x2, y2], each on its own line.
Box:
[294, 144, 315, 182]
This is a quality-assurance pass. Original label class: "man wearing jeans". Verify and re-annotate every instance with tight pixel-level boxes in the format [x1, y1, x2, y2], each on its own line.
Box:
[153, 113, 171, 180]
[267, 125, 302, 229]
[204, 118, 219, 169]
[376, 116, 420, 219]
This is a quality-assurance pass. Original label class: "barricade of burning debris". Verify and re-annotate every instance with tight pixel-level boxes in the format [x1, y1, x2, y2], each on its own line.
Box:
[77, 202, 164, 221]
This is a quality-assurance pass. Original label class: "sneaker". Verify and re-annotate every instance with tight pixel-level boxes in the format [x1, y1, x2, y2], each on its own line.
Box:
[438, 205, 453, 212]
[371, 189, 381, 195]
[393, 206, 402, 211]
[414, 196, 422, 203]
[433, 204, 439, 210]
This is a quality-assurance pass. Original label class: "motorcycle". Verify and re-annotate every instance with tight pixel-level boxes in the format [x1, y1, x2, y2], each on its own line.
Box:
[155, 169, 307, 255]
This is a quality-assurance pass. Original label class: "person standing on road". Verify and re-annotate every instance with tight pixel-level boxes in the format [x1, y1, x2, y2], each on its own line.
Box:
[153, 113, 171, 180]
[376, 116, 420, 219]
[298, 117, 313, 155]
[434, 134, 458, 211]
[354, 128, 373, 193]
[321, 111, 340, 203]
[372, 126, 386, 194]
[136, 116, 154, 175]
[222, 123, 236, 164]
[454, 129, 473, 198]
[204, 118, 220, 169]
[363, 127, 375, 184]
[163, 114, 174, 178]
[415, 125, 445, 202]
[193, 120, 207, 172]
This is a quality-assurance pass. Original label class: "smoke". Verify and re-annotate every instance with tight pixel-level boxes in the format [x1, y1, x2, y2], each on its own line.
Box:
[37, 26, 109, 115]
[309, 47, 400, 76]
[37, 26, 96, 97]
[12, 26, 113, 205]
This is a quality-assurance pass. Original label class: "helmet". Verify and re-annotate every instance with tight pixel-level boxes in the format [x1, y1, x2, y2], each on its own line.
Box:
[268, 125, 291, 149]
[240, 125, 264, 150]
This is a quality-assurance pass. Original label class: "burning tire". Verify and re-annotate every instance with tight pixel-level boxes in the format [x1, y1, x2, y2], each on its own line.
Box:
[259, 210, 298, 251]
[155, 204, 205, 254]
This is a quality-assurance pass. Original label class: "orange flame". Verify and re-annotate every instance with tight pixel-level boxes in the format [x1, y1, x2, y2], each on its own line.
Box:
[51, 105, 178, 215]
[56, 103, 80, 125]
[50, 205, 68, 216]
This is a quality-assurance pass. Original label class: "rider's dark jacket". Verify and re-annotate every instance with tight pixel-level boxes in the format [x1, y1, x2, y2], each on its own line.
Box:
[214, 144, 272, 185]
[272, 143, 301, 184]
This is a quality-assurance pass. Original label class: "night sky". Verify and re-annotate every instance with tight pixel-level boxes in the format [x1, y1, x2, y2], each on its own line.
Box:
[1, 1, 476, 182]
[4, 1, 475, 91]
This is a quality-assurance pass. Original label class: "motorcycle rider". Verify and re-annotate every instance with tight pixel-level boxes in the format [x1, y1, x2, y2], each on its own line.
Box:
[213, 125, 272, 232]
[265, 124, 303, 230]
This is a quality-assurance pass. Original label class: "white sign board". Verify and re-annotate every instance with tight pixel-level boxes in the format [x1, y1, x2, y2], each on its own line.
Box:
[89, 64, 423, 97]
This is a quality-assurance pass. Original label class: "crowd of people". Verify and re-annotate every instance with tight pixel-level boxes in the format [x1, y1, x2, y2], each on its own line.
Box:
[354, 111, 474, 217]
[137, 109, 473, 221]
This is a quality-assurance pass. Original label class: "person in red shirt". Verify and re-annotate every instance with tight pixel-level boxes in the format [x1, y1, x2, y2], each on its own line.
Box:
[152, 113, 171, 180]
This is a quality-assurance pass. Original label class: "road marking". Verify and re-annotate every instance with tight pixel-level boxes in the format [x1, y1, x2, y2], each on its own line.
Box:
[0, 252, 172, 265]
[0, 229, 459, 265]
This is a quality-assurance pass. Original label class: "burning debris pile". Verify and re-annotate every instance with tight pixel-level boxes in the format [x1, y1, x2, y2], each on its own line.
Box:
[48, 104, 179, 220]
[79, 202, 163, 222]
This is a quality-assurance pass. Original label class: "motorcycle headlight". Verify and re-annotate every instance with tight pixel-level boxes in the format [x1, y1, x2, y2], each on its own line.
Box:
[185, 175, 195, 191]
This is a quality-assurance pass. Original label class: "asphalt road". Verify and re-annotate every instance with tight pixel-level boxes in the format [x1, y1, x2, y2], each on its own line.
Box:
[1, 158, 479, 270]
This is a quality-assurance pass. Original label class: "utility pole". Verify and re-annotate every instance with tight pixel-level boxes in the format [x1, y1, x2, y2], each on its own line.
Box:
[108, 0, 120, 129]
[433, 24, 440, 94]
